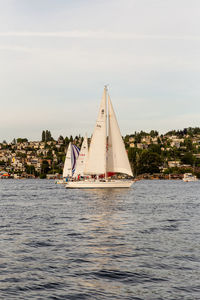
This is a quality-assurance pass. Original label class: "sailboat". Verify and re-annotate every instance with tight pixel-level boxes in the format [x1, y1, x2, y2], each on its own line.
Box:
[65, 87, 134, 188]
[55, 142, 80, 184]
[63, 142, 80, 179]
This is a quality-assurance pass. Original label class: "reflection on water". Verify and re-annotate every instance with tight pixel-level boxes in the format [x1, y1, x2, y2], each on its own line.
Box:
[71, 188, 134, 295]
[0, 179, 200, 299]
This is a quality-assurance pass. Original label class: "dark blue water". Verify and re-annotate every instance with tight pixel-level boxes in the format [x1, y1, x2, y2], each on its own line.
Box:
[0, 180, 199, 300]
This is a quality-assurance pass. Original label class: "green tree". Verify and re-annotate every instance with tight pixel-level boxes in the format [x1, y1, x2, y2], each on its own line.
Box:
[128, 148, 141, 176]
[184, 138, 193, 151]
[25, 165, 38, 176]
[46, 150, 53, 159]
[64, 136, 69, 145]
[150, 130, 159, 138]
[148, 144, 161, 155]
[58, 135, 64, 141]
[17, 138, 28, 143]
[42, 130, 46, 142]
[42, 130, 53, 142]
[138, 150, 162, 174]
[40, 160, 50, 178]
[181, 152, 195, 166]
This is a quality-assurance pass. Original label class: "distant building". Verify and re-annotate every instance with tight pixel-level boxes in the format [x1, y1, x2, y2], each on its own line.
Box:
[168, 161, 181, 168]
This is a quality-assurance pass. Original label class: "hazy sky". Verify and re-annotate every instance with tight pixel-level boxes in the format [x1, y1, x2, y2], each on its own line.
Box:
[1, 0, 200, 141]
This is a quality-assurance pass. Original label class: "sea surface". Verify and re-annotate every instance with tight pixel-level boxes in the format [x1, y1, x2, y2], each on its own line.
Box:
[0, 179, 199, 300]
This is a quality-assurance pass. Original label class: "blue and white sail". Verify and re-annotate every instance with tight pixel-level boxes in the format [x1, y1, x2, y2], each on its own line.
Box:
[71, 144, 80, 175]
[73, 134, 88, 177]
[63, 142, 80, 177]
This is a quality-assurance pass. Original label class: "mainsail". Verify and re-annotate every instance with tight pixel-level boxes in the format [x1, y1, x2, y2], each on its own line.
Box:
[107, 94, 133, 177]
[73, 134, 88, 177]
[63, 142, 80, 177]
[85, 88, 107, 175]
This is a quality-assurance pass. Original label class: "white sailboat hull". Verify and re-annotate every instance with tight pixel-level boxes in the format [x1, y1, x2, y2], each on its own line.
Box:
[65, 180, 134, 189]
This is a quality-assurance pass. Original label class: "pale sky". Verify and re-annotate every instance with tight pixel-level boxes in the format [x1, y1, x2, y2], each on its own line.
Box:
[1, 0, 200, 141]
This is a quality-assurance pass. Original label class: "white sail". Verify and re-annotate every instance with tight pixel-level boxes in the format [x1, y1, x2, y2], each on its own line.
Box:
[63, 143, 80, 177]
[107, 94, 133, 177]
[63, 142, 72, 177]
[73, 134, 88, 177]
[84, 87, 107, 175]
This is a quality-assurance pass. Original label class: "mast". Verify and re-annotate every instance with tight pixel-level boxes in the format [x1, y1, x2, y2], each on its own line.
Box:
[104, 85, 108, 179]
[84, 87, 107, 175]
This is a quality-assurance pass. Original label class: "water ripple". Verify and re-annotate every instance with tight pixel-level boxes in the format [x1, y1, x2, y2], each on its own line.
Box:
[0, 179, 200, 299]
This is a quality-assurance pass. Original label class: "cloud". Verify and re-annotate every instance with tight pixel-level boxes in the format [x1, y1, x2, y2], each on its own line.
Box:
[0, 31, 200, 40]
